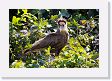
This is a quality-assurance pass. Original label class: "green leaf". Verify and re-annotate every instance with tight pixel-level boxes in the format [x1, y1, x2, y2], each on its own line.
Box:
[12, 16, 17, 25]
[46, 46, 51, 55]
[22, 9, 27, 14]
[40, 66, 45, 68]
[17, 10, 20, 15]
[73, 19, 79, 27]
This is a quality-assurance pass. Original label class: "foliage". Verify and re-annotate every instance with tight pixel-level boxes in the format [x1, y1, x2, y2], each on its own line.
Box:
[9, 9, 99, 68]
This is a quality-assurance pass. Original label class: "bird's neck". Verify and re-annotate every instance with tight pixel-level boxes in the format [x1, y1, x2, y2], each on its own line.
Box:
[59, 25, 68, 34]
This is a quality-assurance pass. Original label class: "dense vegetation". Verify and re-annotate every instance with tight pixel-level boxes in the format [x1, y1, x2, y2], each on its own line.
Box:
[9, 9, 99, 68]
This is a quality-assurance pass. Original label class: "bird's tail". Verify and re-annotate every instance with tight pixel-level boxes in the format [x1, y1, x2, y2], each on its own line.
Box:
[24, 49, 31, 54]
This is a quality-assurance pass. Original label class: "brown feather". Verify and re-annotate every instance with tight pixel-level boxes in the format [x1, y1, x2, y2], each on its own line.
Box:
[24, 18, 69, 56]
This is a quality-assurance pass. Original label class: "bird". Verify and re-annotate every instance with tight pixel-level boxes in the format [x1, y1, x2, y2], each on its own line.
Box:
[24, 18, 69, 57]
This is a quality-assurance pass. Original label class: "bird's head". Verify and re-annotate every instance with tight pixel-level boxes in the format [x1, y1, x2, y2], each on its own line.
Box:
[57, 18, 68, 33]
[57, 18, 67, 26]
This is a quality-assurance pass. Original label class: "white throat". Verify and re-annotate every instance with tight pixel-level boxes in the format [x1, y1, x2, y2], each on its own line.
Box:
[59, 25, 68, 32]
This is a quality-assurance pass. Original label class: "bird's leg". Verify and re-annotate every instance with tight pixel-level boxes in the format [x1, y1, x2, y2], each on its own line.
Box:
[55, 49, 61, 56]
[48, 53, 55, 62]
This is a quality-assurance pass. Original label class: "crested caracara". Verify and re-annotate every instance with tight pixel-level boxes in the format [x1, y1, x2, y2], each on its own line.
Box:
[24, 18, 69, 56]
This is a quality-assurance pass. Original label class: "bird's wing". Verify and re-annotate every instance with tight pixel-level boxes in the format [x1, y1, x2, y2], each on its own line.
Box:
[31, 33, 59, 51]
